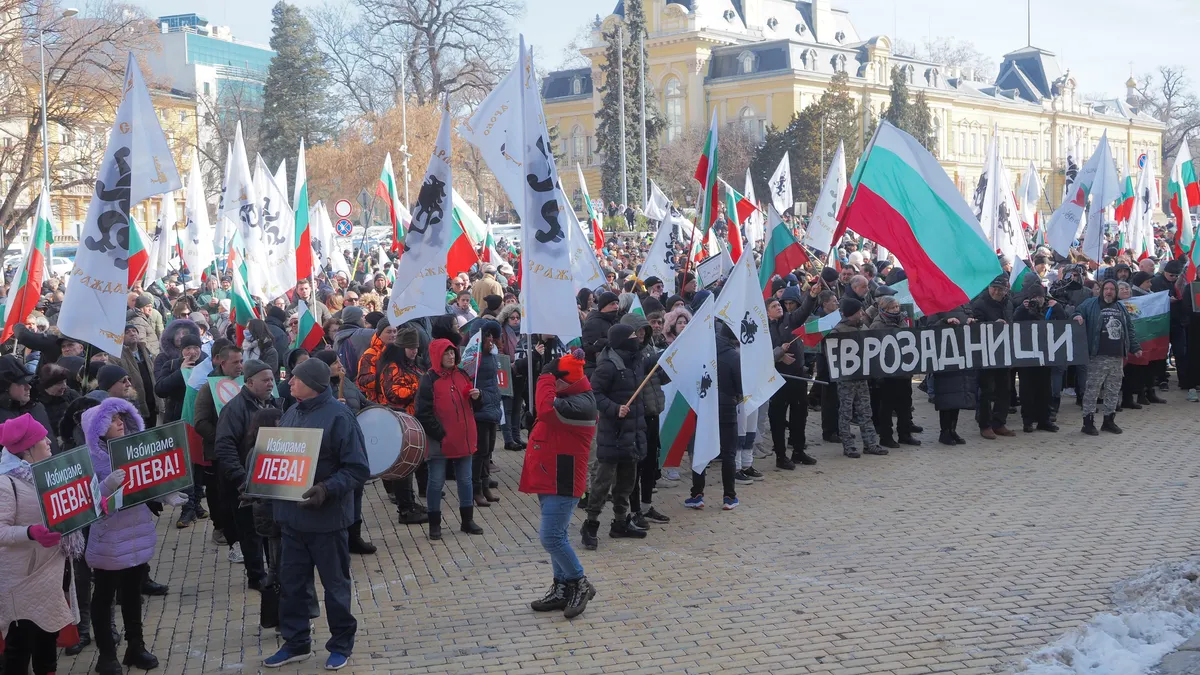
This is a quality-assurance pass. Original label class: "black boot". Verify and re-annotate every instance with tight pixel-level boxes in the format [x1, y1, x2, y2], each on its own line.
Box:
[792, 450, 817, 465]
[347, 521, 377, 554]
[95, 654, 123, 675]
[1145, 389, 1167, 404]
[531, 579, 569, 612]
[563, 576, 596, 619]
[879, 436, 900, 449]
[122, 643, 159, 670]
[66, 632, 92, 656]
[775, 454, 796, 470]
[460, 507, 483, 534]
[1121, 393, 1142, 410]
[939, 430, 956, 446]
[398, 506, 429, 524]
[1101, 414, 1123, 434]
[580, 519, 599, 550]
[898, 434, 921, 446]
[427, 511, 442, 540]
[1082, 414, 1099, 436]
[609, 516, 646, 539]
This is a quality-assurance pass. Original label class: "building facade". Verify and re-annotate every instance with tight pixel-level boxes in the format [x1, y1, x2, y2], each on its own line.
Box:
[543, 0, 1164, 214]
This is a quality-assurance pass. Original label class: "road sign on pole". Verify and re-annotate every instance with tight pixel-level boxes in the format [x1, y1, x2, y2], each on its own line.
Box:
[334, 200, 352, 218]
[335, 219, 354, 237]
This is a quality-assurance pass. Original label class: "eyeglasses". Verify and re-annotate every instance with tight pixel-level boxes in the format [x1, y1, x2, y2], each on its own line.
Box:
[345, 296, 359, 303]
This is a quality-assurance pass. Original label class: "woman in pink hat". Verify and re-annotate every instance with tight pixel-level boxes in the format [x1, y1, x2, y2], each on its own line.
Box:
[0, 413, 84, 675]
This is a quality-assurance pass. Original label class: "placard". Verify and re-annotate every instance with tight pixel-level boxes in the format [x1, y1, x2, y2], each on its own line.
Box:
[497, 354, 514, 396]
[243, 427, 323, 501]
[107, 420, 192, 509]
[31, 445, 101, 535]
[209, 376, 280, 415]
[825, 321, 1088, 381]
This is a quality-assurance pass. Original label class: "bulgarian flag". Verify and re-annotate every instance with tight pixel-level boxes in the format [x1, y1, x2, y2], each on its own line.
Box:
[722, 180, 755, 263]
[658, 385, 696, 469]
[693, 109, 720, 239]
[629, 294, 645, 317]
[447, 189, 486, 278]
[180, 366, 209, 466]
[1114, 163, 1136, 226]
[227, 230, 257, 346]
[1, 187, 54, 343]
[577, 164, 605, 254]
[837, 122, 1002, 316]
[792, 311, 841, 348]
[291, 300, 323, 352]
[757, 206, 809, 298]
[1167, 146, 1198, 257]
[127, 218, 150, 286]
[1122, 291, 1170, 366]
[377, 152, 410, 253]
[481, 226, 504, 265]
[294, 139, 313, 281]
[1010, 257, 1039, 293]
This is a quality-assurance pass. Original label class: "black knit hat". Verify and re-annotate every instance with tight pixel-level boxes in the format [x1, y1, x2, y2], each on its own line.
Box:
[97, 365, 128, 392]
[596, 291, 619, 310]
[841, 297, 863, 318]
[291, 357, 331, 393]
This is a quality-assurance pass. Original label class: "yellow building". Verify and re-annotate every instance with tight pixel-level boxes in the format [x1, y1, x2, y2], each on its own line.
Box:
[543, 0, 1164, 213]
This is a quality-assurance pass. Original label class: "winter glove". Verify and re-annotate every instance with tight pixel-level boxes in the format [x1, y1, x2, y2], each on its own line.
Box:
[161, 492, 189, 507]
[100, 469, 126, 494]
[299, 483, 327, 509]
[27, 524, 61, 548]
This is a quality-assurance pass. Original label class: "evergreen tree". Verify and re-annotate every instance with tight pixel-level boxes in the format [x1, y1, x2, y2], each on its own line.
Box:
[595, 0, 664, 207]
[260, 1, 338, 188]
[883, 65, 913, 132]
[911, 91, 935, 155]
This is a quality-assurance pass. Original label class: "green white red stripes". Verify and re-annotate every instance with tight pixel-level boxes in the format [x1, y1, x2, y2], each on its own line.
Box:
[291, 300, 323, 352]
[377, 152, 407, 253]
[294, 140, 312, 280]
[838, 122, 1001, 316]
[757, 208, 809, 298]
[722, 180, 754, 263]
[792, 311, 841, 348]
[2, 188, 54, 343]
[1122, 291, 1169, 366]
[658, 389, 695, 468]
[577, 164, 605, 254]
[1167, 146, 1198, 257]
[127, 218, 150, 286]
[227, 231, 257, 345]
[693, 110, 720, 237]
[447, 190, 486, 278]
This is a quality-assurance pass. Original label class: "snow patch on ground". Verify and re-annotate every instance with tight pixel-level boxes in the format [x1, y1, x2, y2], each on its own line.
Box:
[1016, 559, 1200, 675]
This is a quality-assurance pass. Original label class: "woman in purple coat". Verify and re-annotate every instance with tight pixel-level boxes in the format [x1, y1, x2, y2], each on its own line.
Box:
[83, 397, 159, 674]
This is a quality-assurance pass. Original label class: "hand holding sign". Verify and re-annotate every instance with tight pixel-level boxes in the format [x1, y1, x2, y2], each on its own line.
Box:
[27, 524, 62, 548]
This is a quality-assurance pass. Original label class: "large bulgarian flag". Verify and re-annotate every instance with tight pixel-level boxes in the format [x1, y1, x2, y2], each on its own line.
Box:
[1167, 146, 1198, 257]
[757, 206, 809, 298]
[1, 187, 54, 342]
[837, 122, 1001, 316]
[291, 300, 323, 352]
[577, 164, 605, 254]
[447, 189, 486, 278]
[1114, 163, 1136, 227]
[377, 152, 410, 253]
[792, 310, 841, 348]
[658, 384, 696, 469]
[693, 109, 720, 239]
[294, 139, 313, 280]
[180, 366, 208, 466]
[1122, 290, 1170, 366]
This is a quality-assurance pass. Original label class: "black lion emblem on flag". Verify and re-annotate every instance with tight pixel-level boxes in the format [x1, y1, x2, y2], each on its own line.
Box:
[407, 174, 447, 250]
[698, 367, 713, 399]
[740, 311, 758, 344]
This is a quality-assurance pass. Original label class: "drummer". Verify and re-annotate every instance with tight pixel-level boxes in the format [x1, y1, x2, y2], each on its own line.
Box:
[356, 321, 429, 526]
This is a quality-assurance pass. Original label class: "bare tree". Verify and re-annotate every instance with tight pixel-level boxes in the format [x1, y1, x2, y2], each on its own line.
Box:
[313, 0, 524, 116]
[557, 21, 594, 71]
[894, 37, 996, 82]
[1133, 66, 1200, 170]
[0, 0, 160, 243]
[653, 123, 757, 206]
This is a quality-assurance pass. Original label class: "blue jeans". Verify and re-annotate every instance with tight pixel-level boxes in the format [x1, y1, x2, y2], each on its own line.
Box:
[501, 396, 522, 444]
[427, 456, 473, 514]
[538, 494, 584, 581]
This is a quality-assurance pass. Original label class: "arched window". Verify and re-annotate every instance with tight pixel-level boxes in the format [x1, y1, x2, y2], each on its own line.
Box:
[571, 76, 582, 96]
[570, 126, 585, 164]
[831, 54, 846, 73]
[902, 64, 915, 85]
[663, 77, 684, 143]
[739, 106, 763, 143]
[737, 51, 756, 75]
[800, 48, 818, 71]
[926, 67, 940, 88]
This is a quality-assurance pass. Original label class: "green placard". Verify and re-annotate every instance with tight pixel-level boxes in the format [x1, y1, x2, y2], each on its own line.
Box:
[31, 445, 101, 535]
[496, 354, 514, 397]
[107, 420, 192, 509]
[210, 376, 281, 415]
[1191, 282, 1200, 313]
[243, 427, 323, 501]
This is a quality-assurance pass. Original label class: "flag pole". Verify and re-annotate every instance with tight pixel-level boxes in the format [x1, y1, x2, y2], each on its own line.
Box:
[624, 361, 661, 406]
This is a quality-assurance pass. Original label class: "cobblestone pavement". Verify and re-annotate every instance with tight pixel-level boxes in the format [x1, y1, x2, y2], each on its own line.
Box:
[59, 387, 1200, 675]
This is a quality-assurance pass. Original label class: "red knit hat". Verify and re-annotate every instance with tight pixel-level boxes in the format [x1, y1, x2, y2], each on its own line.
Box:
[0, 413, 48, 455]
[556, 348, 586, 384]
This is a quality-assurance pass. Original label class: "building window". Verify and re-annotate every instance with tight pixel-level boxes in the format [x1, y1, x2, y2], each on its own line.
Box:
[178, 110, 187, 123]
[587, 135, 595, 165]
[570, 126, 585, 164]
[960, 131, 966, 155]
[1044, 140, 1049, 159]
[972, 133, 978, 156]
[663, 77, 684, 143]
[739, 106, 763, 143]
[202, 82, 210, 96]
[737, 51, 755, 75]
[801, 49, 818, 71]
[831, 54, 846, 73]
[571, 77, 582, 96]
[1003, 137, 1009, 157]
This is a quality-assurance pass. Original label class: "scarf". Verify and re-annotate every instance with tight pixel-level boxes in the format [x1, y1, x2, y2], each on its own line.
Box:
[1, 451, 85, 559]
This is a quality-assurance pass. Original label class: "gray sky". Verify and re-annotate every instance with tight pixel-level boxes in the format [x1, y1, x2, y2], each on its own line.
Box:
[144, 0, 1200, 98]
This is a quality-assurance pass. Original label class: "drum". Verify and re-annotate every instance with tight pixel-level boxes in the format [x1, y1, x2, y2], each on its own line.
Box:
[357, 406, 427, 479]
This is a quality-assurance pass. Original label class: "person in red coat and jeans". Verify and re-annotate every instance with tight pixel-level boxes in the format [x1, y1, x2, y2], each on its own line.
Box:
[415, 339, 483, 541]
[519, 348, 597, 618]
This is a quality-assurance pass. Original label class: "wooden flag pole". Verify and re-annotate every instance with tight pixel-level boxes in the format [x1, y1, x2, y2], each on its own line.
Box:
[624, 361, 661, 406]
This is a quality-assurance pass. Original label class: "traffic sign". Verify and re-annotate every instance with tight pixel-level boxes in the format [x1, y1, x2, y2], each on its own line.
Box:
[1138, 153, 1148, 169]
[335, 219, 354, 237]
[334, 200, 353, 218]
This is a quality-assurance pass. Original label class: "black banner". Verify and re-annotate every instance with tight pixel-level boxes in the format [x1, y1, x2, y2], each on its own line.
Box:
[825, 321, 1088, 381]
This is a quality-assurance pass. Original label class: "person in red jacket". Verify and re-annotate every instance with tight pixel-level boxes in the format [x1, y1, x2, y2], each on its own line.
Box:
[415, 339, 483, 541]
[519, 349, 598, 619]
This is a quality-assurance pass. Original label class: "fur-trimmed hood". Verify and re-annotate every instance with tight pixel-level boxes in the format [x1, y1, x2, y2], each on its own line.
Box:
[82, 397, 145, 478]
[159, 318, 200, 361]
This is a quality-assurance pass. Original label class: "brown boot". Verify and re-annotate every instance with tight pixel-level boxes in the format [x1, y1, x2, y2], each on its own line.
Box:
[979, 427, 997, 440]
[473, 492, 491, 507]
[482, 486, 500, 503]
[992, 426, 1016, 437]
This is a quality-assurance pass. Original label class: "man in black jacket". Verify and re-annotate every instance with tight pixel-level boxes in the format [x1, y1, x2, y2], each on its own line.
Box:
[0, 354, 59, 453]
[1013, 284, 1064, 432]
[970, 276, 1016, 439]
[772, 284, 819, 468]
[215, 359, 279, 589]
[580, 292, 620, 377]
[1151, 259, 1187, 390]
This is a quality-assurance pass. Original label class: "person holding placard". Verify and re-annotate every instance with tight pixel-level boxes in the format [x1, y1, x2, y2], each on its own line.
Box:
[0, 413, 82, 675]
[82, 397, 160, 674]
[265, 358, 369, 671]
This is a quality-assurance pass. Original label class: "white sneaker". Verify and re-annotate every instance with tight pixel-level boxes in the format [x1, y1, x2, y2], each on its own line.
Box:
[228, 542, 244, 564]
[665, 468, 680, 482]
[1063, 387, 1077, 398]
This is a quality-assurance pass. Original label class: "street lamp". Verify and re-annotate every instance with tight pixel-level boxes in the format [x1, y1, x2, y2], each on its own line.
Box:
[38, 8, 78, 193]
